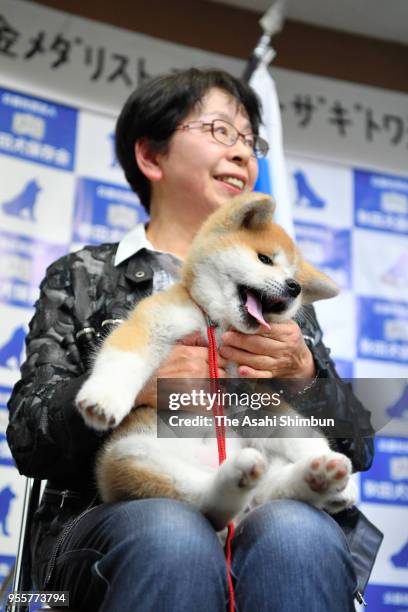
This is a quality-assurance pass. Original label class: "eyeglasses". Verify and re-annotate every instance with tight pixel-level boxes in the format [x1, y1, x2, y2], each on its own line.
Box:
[176, 119, 269, 158]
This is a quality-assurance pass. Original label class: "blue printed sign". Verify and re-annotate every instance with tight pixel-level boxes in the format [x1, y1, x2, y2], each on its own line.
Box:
[0, 386, 11, 409]
[0, 434, 13, 468]
[108, 132, 119, 168]
[354, 169, 408, 235]
[0, 326, 26, 371]
[295, 222, 351, 289]
[360, 437, 408, 506]
[72, 177, 148, 245]
[333, 359, 354, 379]
[0, 87, 77, 171]
[0, 230, 67, 308]
[293, 169, 327, 209]
[0, 177, 41, 223]
[0, 483, 17, 538]
[0, 554, 15, 594]
[364, 584, 408, 611]
[386, 384, 408, 420]
[0, 386, 13, 467]
[391, 540, 408, 570]
[357, 298, 408, 363]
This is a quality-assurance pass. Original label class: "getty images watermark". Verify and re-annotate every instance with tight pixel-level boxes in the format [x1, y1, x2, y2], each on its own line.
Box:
[156, 377, 401, 438]
[165, 387, 335, 430]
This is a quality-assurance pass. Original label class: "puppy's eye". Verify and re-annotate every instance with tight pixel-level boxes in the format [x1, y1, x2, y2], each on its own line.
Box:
[258, 253, 274, 265]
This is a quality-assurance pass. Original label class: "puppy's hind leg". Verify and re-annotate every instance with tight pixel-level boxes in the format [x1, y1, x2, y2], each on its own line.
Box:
[107, 446, 267, 532]
[96, 429, 214, 508]
[97, 416, 266, 531]
[202, 448, 267, 530]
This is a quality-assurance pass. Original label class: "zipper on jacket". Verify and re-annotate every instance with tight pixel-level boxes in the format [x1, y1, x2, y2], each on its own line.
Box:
[355, 590, 368, 606]
[44, 497, 97, 588]
[44, 487, 82, 510]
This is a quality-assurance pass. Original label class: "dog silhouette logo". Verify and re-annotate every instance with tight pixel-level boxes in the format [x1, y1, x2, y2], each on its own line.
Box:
[0, 326, 26, 369]
[0, 433, 12, 466]
[293, 171, 326, 209]
[391, 541, 408, 568]
[0, 486, 16, 537]
[386, 385, 408, 419]
[2, 179, 41, 221]
[382, 252, 408, 288]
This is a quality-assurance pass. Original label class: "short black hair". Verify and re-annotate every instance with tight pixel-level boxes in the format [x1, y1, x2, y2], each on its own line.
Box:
[115, 67, 262, 213]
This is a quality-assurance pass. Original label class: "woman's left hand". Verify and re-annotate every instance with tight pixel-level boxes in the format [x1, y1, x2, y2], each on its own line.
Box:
[219, 320, 316, 379]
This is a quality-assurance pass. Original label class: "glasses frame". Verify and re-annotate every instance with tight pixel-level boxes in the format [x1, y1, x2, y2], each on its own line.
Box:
[176, 119, 269, 158]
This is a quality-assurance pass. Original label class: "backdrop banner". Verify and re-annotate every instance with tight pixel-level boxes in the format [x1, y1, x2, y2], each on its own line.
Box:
[0, 2, 407, 610]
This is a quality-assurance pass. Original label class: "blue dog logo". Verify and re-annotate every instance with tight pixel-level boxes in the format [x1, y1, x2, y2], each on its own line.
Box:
[382, 251, 408, 288]
[293, 171, 326, 209]
[2, 179, 41, 221]
[0, 326, 26, 369]
[0, 485, 16, 537]
[386, 385, 408, 419]
[391, 541, 408, 568]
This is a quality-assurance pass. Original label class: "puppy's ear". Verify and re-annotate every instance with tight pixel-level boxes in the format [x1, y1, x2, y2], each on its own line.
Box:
[228, 192, 276, 230]
[297, 260, 339, 303]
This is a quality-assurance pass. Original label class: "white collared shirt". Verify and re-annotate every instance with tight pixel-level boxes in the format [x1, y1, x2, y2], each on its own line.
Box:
[114, 223, 182, 293]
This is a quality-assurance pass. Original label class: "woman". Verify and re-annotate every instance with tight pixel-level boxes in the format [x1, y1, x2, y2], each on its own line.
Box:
[7, 68, 380, 611]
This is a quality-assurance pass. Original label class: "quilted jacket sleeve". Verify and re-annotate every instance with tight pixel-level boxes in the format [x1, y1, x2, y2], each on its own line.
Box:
[7, 254, 107, 484]
[299, 306, 375, 473]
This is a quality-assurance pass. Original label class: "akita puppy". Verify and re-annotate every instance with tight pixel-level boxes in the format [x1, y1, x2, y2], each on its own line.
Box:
[76, 193, 357, 530]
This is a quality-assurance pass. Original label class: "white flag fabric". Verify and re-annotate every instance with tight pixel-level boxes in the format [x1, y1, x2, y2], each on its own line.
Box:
[249, 61, 294, 236]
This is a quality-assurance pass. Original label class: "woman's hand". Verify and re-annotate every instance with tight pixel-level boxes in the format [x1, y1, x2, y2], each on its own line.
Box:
[134, 332, 228, 410]
[219, 321, 316, 380]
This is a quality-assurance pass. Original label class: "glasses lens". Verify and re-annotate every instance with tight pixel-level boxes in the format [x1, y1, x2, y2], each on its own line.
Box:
[211, 120, 269, 158]
[254, 136, 269, 158]
[212, 120, 236, 146]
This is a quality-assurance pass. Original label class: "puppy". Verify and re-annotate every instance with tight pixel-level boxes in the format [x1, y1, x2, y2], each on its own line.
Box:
[76, 193, 356, 530]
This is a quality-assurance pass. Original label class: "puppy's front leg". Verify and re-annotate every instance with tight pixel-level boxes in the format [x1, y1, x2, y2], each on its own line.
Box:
[76, 285, 203, 430]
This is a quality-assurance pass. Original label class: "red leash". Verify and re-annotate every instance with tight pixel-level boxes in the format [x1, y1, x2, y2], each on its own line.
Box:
[207, 323, 235, 612]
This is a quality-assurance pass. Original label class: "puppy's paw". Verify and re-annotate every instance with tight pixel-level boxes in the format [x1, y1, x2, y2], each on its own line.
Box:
[76, 375, 133, 431]
[76, 347, 145, 431]
[323, 479, 358, 514]
[303, 452, 351, 495]
[234, 448, 267, 490]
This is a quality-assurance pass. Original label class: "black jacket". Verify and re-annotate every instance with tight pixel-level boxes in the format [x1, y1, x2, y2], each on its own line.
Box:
[7, 243, 383, 593]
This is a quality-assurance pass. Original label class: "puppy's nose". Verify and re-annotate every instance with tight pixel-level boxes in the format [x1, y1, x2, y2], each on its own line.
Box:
[285, 278, 301, 297]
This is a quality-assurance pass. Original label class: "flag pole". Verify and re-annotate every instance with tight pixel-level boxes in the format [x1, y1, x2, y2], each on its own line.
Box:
[242, 0, 286, 82]
[242, 0, 294, 236]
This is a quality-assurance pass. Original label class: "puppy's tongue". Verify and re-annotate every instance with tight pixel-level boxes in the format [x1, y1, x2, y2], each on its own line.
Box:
[245, 291, 271, 329]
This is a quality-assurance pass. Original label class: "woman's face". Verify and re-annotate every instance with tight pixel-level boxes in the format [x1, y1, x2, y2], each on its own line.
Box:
[154, 87, 259, 218]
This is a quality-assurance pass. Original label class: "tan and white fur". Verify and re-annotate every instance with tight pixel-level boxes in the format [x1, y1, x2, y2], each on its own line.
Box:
[76, 193, 357, 530]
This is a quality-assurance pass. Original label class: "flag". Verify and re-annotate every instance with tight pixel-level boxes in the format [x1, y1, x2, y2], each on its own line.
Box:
[249, 61, 294, 236]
